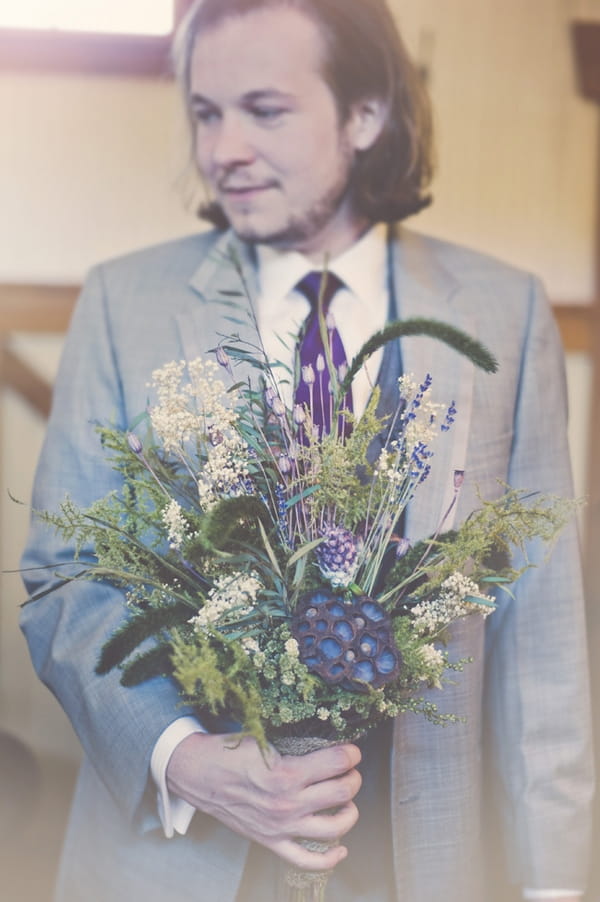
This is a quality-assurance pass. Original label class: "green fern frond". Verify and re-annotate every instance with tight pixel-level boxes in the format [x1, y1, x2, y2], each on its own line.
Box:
[120, 644, 175, 686]
[96, 602, 193, 674]
[340, 318, 498, 395]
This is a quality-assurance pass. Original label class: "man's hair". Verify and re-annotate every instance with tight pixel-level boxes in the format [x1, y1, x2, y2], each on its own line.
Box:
[173, 0, 434, 225]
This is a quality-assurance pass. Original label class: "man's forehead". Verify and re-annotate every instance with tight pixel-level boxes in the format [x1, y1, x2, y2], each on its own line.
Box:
[189, 6, 328, 91]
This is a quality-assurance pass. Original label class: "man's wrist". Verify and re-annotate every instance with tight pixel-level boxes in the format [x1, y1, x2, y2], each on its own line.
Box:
[150, 716, 206, 837]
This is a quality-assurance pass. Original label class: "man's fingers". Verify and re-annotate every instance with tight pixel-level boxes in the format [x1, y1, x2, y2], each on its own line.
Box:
[294, 743, 362, 786]
[271, 838, 349, 871]
[297, 800, 360, 842]
[298, 766, 362, 815]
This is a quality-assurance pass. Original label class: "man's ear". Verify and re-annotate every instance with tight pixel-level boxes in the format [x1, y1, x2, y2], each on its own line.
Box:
[347, 97, 387, 152]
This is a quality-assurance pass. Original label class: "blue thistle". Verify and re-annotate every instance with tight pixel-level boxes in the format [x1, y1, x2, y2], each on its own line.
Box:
[316, 524, 359, 588]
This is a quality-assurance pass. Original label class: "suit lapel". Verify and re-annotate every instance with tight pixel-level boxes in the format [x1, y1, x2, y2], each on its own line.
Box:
[175, 230, 260, 368]
[390, 226, 476, 541]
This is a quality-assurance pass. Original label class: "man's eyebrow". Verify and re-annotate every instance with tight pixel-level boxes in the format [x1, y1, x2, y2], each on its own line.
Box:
[189, 93, 217, 106]
[189, 89, 296, 105]
[241, 89, 296, 103]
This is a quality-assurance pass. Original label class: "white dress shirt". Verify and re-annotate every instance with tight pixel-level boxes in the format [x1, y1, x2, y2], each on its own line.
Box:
[149, 223, 583, 900]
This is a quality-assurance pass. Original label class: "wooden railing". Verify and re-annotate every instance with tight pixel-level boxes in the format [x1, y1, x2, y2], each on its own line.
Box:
[0, 283, 594, 418]
[0, 283, 77, 419]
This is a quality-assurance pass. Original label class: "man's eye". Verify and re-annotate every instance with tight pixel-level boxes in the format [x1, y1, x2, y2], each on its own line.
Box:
[251, 107, 286, 121]
[194, 107, 219, 124]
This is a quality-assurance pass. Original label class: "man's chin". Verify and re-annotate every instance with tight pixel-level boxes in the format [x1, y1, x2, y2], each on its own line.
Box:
[228, 217, 309, 251]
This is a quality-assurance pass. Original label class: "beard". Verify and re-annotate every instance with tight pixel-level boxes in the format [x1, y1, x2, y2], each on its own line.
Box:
[210, 141, 360, 253]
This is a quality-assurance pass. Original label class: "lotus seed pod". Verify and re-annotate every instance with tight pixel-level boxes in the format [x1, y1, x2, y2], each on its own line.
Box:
[291, 590, 401, 691]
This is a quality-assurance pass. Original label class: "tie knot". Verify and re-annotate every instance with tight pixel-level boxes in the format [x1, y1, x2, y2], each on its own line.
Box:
[296, 270, 343, 311]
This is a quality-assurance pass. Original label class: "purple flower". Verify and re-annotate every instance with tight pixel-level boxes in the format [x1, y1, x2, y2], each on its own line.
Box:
[127, 433, 143, 455]
[316, 524, 359, 588]
[215, 345, 232, 374]
[394, 537, 411, 559]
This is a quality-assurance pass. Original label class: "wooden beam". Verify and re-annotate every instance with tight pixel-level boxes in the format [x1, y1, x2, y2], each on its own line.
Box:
[572, 22, 600, 103]
[554, 302, 596, 353]
[0, 29, 173, 77]
[0, 282, 591, 350]
[0, 346, 52, 418]
[0, 284, 77, 333]
[0, 284, 593, 426]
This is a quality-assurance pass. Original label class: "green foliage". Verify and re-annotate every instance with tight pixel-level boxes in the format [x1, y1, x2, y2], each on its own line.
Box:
[381, 487, 579, 607]
[196, 494, 274, 554]
[170, 630, 267, 747]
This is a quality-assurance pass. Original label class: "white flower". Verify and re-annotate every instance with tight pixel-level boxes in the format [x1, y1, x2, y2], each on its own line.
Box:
[419, 643, 445, 669]
[284, 637, 299, 658]
[241, 637, 260, 655]
[149, 358, 242, 455]
[317, 707, 330, 721]
[411, 572, 495, 635]
[197, 433, 249, 510]
[162, 498, 187, 550]
[190, 571, 263, 633]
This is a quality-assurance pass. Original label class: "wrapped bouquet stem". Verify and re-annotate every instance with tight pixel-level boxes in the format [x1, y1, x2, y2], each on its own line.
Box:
[273, 736, 339, 902]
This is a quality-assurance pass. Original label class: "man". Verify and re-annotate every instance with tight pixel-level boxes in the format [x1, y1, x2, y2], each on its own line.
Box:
[20, 1, 594, 900]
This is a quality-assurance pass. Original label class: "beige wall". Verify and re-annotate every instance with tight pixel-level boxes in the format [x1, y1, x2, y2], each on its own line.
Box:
[395, 0, 599, 301]
[1, 0, 598, 763]
[0, 74, 198, 282]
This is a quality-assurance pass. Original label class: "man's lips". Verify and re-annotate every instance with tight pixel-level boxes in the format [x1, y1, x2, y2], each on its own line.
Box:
[219, 181, 278, 199]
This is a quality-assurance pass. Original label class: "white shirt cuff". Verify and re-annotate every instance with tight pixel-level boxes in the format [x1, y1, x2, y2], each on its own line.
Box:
[522, 891, 583, 899]
[150, 716, 206, 838]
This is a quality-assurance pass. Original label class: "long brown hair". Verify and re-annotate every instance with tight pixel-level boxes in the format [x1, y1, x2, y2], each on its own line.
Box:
[173, 0, 434, 225]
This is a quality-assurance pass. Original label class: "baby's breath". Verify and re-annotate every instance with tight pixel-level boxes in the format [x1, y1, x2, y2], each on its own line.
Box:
[190, 570, 263, 633]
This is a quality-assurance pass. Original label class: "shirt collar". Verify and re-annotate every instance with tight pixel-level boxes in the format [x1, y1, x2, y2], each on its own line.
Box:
[255, 222, 388, 303]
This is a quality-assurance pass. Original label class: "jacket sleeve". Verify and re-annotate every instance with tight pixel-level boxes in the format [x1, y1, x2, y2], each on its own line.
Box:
[484, 275, 595, 890]
[20, 265, 195, 831]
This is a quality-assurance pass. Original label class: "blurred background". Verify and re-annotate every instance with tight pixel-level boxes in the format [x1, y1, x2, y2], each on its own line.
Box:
[0, 0, 599, 899]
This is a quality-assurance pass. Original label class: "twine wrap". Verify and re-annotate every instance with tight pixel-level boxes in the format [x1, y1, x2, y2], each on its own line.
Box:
[272, 735, 338, 902]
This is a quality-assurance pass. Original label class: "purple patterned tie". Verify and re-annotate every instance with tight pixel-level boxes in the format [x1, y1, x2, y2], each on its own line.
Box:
[294, 270, 353, 439]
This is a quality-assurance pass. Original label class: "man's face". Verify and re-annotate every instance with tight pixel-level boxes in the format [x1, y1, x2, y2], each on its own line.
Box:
[189, 7, 374, 258]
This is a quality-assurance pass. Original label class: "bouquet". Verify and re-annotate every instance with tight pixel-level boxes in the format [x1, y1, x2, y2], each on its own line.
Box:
[28, 273, 575, 901]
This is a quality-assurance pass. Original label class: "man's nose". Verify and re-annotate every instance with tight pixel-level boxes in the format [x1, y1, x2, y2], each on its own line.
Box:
[210, 114, 254, 169]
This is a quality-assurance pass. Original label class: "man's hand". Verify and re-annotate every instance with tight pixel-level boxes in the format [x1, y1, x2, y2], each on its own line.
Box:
[166, 732, 362, 871]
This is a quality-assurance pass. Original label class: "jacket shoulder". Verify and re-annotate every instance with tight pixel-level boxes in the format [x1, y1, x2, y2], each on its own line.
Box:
[93, 229, 222, 284]
[398, 227, 538, 289]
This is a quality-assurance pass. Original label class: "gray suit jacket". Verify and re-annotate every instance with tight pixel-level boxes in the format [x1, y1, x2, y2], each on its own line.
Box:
[20, 226, 594, 901]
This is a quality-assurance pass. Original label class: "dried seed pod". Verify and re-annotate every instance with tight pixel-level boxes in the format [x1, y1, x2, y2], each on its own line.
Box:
[292, 590, 401, 691]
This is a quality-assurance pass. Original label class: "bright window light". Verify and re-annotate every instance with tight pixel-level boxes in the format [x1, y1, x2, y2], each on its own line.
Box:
[0, 0, 174, 35]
